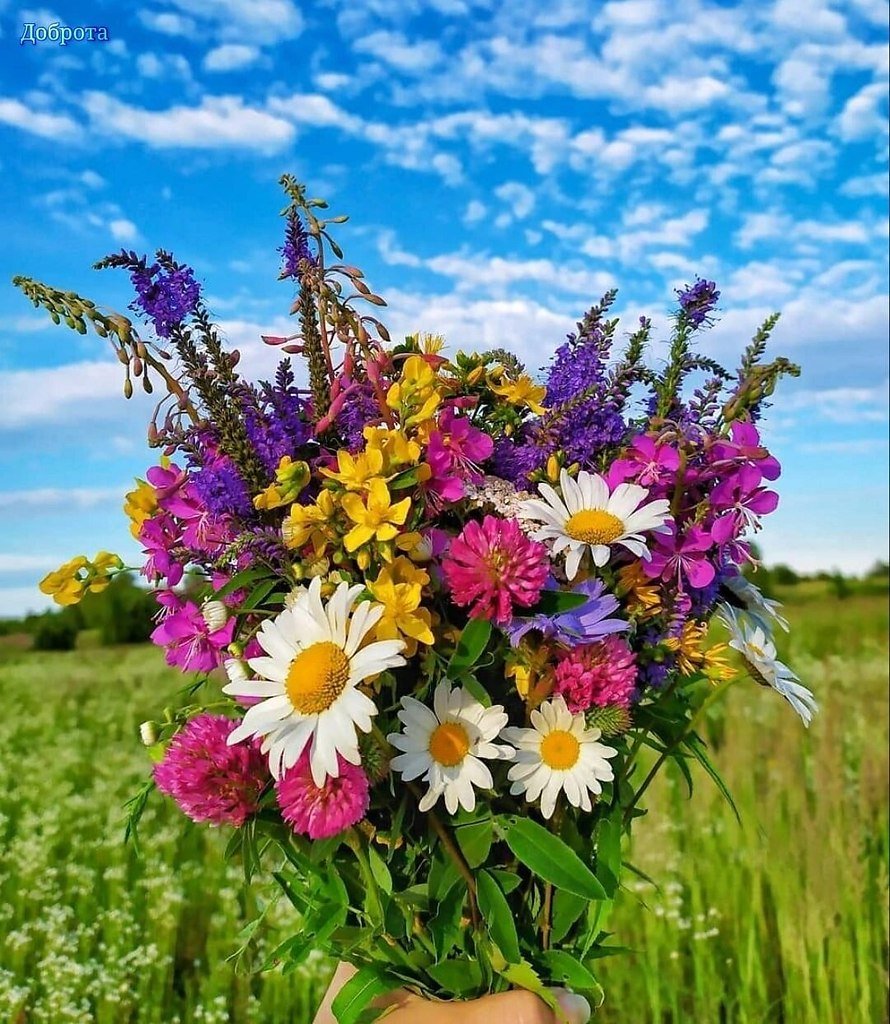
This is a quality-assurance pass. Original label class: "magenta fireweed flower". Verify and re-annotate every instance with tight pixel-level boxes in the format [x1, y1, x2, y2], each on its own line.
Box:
[150, 595, 235, 672]
[709, 464, 779, 537]
[146, 462, 189, 508]
[554, 636, 638, 712]
[424, 409, 494, 505]
[276, 751, 370, 839]
[607, 435, 680, 491]
[154, 714, 268, 826]
[644, 523, 716, 590]
[711, 422, 781, 481]
[442, 515, 550, 624]
[139, 514, 184, 587]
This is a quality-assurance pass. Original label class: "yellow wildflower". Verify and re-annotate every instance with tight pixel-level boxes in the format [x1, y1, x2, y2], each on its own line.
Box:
[341, 479, 411, 552]
[282, 489, 338, 553]
[87, 551, 124, 594]
[254, 457, 311, 510]
[319, 448, 385, 491]
[386, 355, 442, 429]
[505, 641, 554, 708]
[367, 559, 434, 656]
[124, 479, 157, 539]
[664, 621, 735, 682]
[417, 332, 446, 356]
[39, 555, 90, 606]
[489, 371, 548, 415]
[363, 426, 422, 472]
[39, 551, 123, 606]
[616, 563, 662, 618]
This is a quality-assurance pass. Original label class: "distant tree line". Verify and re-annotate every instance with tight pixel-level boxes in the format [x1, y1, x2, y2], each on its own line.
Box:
[0, 573, 157, 650]
[0, 561, 887, 651]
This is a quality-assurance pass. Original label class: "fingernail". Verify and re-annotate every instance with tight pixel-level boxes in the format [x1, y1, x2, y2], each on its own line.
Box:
[554, 988, 591, 1023]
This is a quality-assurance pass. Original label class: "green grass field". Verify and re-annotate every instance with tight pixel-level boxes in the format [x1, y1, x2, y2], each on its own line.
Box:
[0, 590, 887, 1023]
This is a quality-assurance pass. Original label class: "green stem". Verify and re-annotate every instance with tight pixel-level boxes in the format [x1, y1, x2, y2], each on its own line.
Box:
[345, 828, 385, 926]
[622, 679, 735, 826]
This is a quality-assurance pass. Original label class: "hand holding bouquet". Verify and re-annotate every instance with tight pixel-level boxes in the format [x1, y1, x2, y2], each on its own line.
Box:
[20, 177, 813, 1021]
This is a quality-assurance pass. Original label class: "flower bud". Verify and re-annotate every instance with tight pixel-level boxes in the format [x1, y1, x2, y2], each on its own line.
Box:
[224, 658, 250, 685]
[139, 721, 158, 746]
[202, 599, 228, 632]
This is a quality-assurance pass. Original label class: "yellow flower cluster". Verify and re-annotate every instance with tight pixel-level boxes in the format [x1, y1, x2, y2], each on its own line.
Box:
[123, 479, 157, 539]
[254, 457, 310, 510]
[39, 551, 124, 606]
[664, 621, 736, 682]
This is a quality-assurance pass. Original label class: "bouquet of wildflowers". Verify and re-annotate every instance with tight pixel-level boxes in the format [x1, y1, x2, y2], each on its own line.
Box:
[18, 177, 815, 1021]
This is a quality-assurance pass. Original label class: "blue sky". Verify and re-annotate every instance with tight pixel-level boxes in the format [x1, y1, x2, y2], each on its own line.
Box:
[1, 0, 888, 617]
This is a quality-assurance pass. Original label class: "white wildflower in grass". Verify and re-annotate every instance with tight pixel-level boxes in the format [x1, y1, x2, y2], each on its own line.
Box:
[722, 608, 817, 725]
[521, 468, 671, 579]
[225, 576, 405, 784]
[504, 696, 618, 818]
[388, 682, 513, 814]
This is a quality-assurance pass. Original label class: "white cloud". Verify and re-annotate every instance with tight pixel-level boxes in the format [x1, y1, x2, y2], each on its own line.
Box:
[203, 44, 261, 72]
[79, 169, 105, 189]
[0, 361, 126, 429]
[462, 199, 487, 225]
[109, 218, 139, 242]
[268, 93, 363, 132]
[0, 486, 124, 513]
[383, 287, 574, 369]
[137, 10, 197, 36]
[156, 0, 304, 42]
[840, 172, 890, 197]
[835, 82, 889, 142]
[0, 97, 78, 139]
[0, 587, 54, 617]
[136, 52, 192, 81]
[82, 92, 295, 152]
[353, 30, 444, 73]
[0, 553, 65, 572]
[494, 181, 536, 222]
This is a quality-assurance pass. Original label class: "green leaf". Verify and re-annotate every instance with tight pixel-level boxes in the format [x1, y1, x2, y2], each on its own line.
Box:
[456, 818, 493, 869]
[595, 811, 622, 897]
[551, 889, 588, 944]
[429, 883, 465, 960]
[388, 466, 422, 490]
[490, 869, 522, 894]
[447, 618, 492, 678]
[682, 733, 741, 822]
[426, 958, 483, 996]
[238, 578, 281, 613]
[477, 870, 521, 964]
[540, 950, 601, 993]
[531, 590, 589, 616]
[495, 960, 560, 1013]
[214, 567, 270, 600]
[460, 674, 493, 708]
[331, 965, 398, 1024]
[367, 847, 393, 894]
[501, 817, 607, 900]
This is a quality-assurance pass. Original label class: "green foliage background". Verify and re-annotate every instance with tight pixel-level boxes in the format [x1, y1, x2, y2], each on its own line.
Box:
[0, 583, 886, 1023]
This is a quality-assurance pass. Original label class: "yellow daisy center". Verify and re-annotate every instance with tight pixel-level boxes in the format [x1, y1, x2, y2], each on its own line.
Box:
[428, 722, 470, 767]
[286, 641, 350, 714]
[540, 729, 581, 771]
[565, 509, 624, 545]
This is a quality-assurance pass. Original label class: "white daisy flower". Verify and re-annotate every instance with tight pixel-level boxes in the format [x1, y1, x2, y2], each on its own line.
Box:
[520, 468, 671, 579]
[225, 576, 405, 784]
[722, 608, 817, 726]
[721, 575, 789, 634]
[388, 682, 513, 814]
[504, 696, 617, 819]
